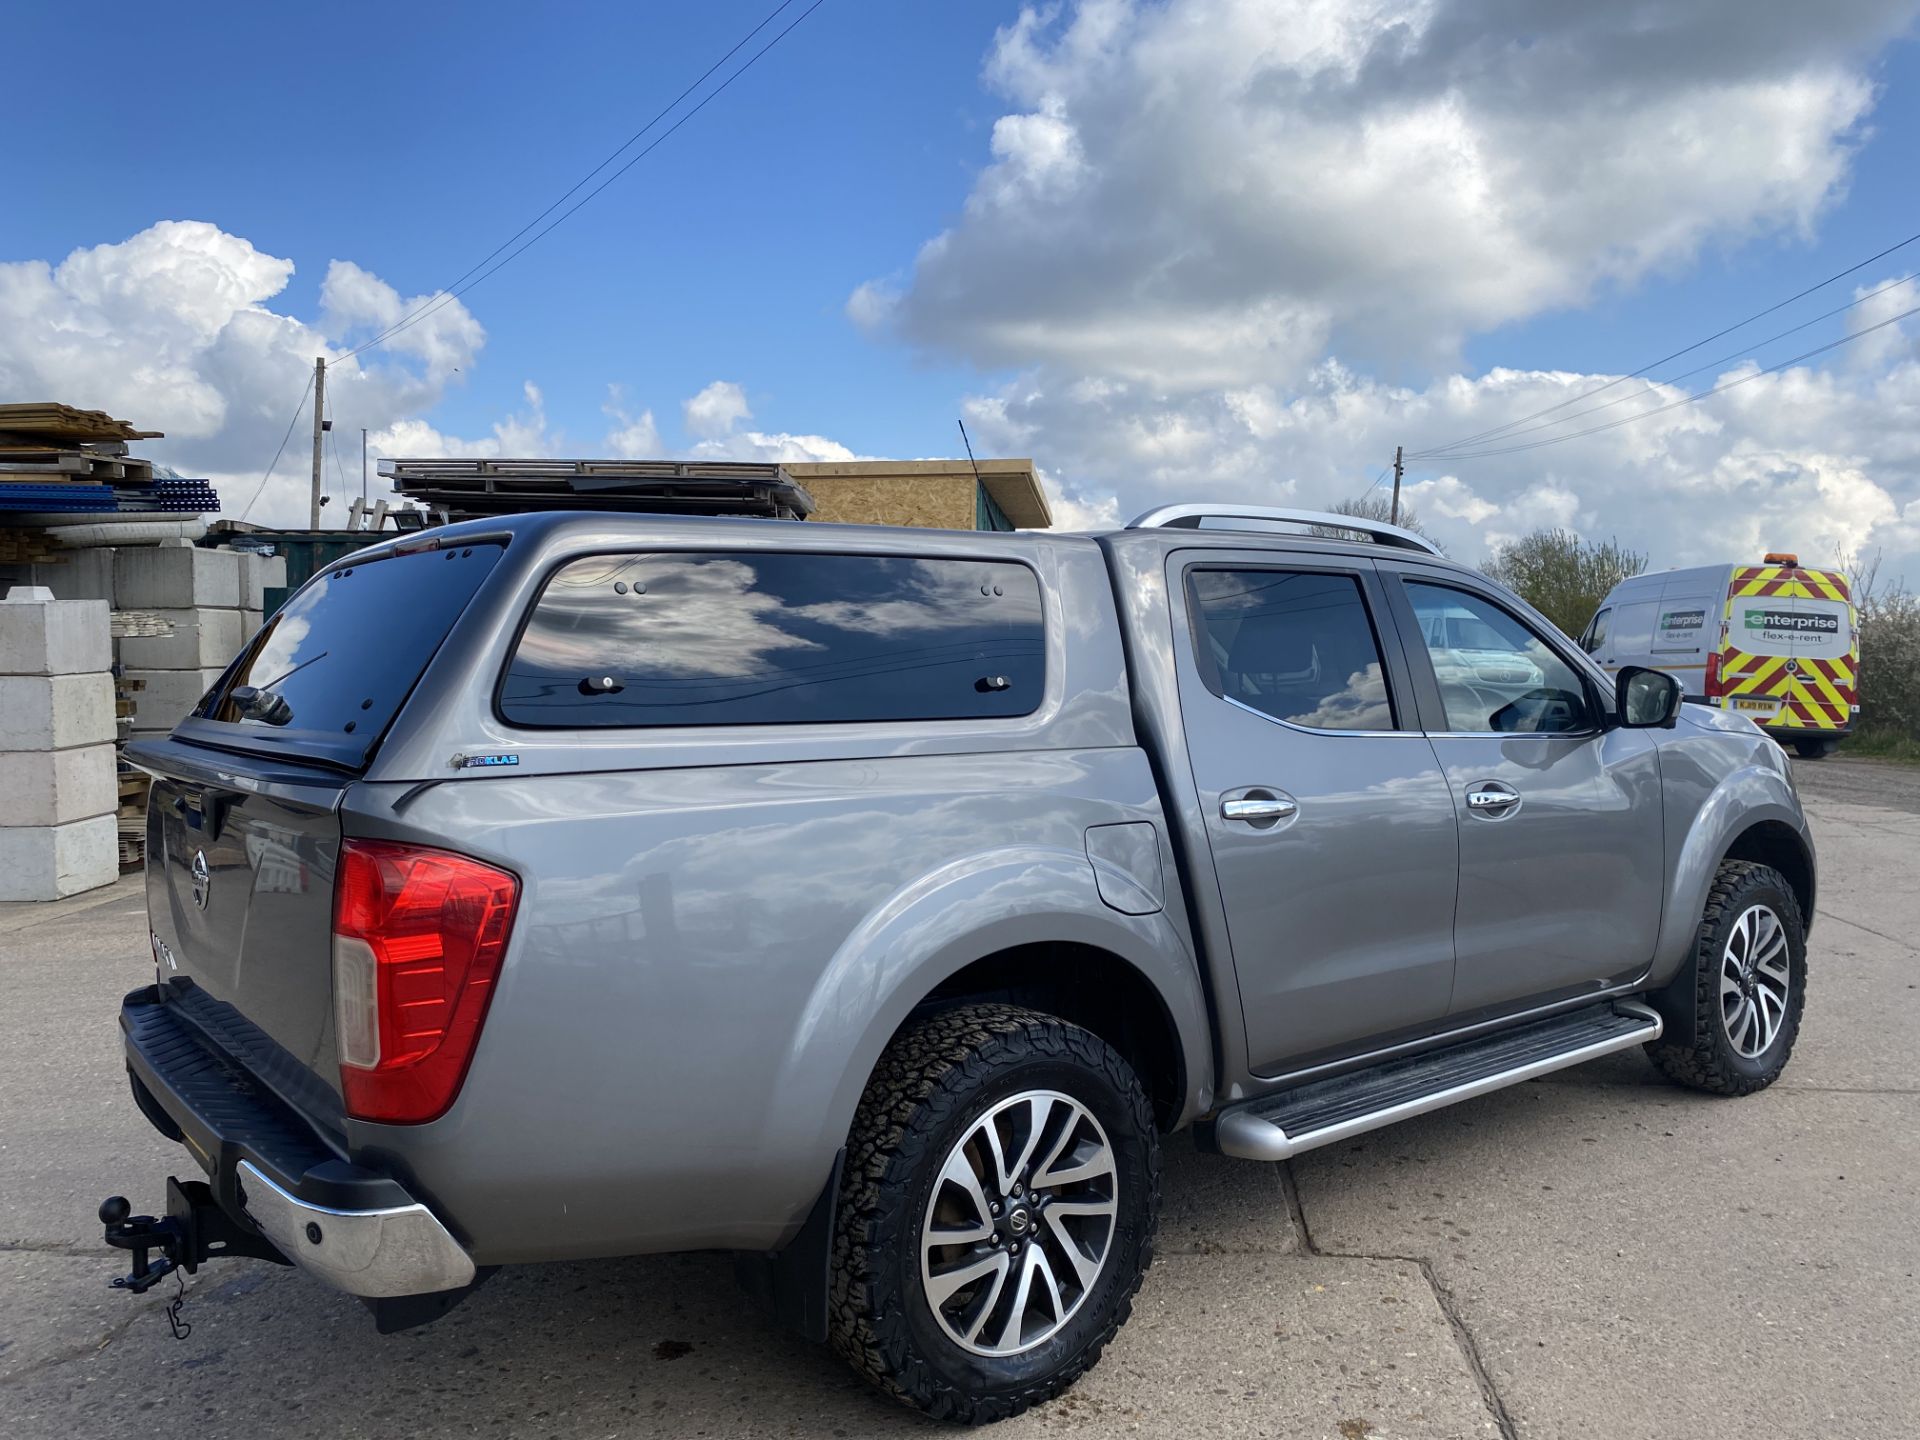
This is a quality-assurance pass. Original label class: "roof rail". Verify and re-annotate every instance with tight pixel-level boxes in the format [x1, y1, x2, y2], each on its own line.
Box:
[1125, 503, 1444, 556]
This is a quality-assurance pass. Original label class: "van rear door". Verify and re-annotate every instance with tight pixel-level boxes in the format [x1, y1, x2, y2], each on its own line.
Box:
[129, 541, 503, 1109]
[1722, 565, 1855, 733]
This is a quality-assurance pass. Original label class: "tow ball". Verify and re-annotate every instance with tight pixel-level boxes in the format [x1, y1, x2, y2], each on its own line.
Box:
[100, 1177, 288, 1295]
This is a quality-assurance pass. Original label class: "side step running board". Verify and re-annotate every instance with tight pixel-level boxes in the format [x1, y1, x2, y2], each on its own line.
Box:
[1213, 1001, 1662, 1162]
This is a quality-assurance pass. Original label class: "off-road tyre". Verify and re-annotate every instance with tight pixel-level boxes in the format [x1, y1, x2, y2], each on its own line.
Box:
[828, 1003, 1159, 1424]
[1645, 860, 1807, 1096]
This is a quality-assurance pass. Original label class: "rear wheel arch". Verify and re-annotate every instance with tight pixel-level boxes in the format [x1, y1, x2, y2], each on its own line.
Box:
[910, 943, 1189, 1133]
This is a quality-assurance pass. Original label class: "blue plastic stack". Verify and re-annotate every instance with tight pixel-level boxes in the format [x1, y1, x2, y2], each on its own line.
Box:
[0, 482, 116, 512]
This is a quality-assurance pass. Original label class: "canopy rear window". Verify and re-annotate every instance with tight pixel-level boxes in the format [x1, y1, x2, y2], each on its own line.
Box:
[190, 543, 502, 768]
[500, 550, 1046, 728]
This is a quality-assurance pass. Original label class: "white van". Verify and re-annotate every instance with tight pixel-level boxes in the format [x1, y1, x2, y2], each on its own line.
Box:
[1580, 554, 1858, 758]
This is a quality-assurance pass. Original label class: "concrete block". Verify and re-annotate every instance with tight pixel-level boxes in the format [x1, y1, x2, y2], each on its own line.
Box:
[116, 608, 245, 670]
[0, 673, 115, 750]
[29, 546, 118, 605]
[237, 552, 288, 610]
[0, 815, 118, 900]
[0, 744, 116, 826]
[114, 544, 241, 609]
[241, 607, 264, 641]
[0, 591, 112, 675]
[123, 667, 226, 729]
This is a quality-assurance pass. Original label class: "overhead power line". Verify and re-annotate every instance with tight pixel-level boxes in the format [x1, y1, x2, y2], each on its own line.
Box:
[239, 372, 316, 521]
[1421, 268, 1919, 455]
[1419, 297, 1920, 462]
[1409, 226, 1920, 460]
[334, 0, 826, 369]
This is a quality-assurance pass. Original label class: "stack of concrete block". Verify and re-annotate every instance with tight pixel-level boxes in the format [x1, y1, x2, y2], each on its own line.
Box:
[109, 543, 282, 737]
[0, 586, 118, 900]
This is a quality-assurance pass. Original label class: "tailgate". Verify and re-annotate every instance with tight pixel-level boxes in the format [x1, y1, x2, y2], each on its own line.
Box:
[126, 538, 503, 1110]
[133, 740, 350, 1107]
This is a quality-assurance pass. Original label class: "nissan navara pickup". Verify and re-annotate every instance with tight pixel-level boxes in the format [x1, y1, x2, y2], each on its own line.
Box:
[103, 504, 1815, 1423]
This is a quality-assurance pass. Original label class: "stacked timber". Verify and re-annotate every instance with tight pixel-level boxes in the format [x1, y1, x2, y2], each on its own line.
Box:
[0, 403, 219, 522]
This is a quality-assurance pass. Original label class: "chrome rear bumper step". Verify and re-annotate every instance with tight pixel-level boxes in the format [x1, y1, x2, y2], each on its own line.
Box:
[1212, 1001, 1662, 1162]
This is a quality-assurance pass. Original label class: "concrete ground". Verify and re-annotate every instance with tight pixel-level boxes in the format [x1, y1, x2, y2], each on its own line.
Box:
[1, 757, 1914, 1439]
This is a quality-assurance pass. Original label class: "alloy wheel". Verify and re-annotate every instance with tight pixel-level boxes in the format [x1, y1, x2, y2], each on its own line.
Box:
[918, 1089, 1118, 1357]
[1720, 903, 1791, 1059]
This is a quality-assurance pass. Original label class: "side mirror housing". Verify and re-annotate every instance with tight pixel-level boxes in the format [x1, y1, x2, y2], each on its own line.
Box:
[1616, 666, 1683, 729]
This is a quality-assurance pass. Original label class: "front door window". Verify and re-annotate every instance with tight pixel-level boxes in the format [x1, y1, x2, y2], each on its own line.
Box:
[1404, 584, 1596, 734]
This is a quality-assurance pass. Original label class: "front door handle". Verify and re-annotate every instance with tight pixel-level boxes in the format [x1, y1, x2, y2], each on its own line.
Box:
[1221, 796, 1297, 823]
[1465, 782, 1521, 816]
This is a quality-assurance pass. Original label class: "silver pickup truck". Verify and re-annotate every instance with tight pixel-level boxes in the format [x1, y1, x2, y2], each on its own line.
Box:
[103, 504, 1813, 1423]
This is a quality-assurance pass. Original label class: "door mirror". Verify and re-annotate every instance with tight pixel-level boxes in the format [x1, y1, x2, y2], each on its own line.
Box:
[1616, 666, 1682, 729]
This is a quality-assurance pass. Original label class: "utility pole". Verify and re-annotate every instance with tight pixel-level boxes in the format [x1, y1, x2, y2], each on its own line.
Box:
[1389, 444, 1404, 526]
[308, 356, 326, 531]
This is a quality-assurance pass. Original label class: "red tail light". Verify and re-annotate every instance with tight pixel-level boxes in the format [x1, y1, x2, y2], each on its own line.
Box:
[1704, 646, 1722, 699]
[332, 839, 519, 1124]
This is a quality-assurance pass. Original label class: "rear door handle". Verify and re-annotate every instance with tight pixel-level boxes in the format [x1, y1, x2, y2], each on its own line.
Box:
[1221, 796, 1297, 823]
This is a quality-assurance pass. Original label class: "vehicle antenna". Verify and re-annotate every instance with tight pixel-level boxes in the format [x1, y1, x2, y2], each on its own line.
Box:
[957, 418, 983, 487]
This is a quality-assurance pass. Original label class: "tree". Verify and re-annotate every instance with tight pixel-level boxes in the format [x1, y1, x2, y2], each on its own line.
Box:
[1837, 547, 1920, 743]
[1483, 529, 1648, 639]
[1310, 494, 1443, 552]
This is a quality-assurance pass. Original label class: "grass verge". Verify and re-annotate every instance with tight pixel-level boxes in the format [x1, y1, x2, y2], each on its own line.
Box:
[1841, 727, 1920, 764]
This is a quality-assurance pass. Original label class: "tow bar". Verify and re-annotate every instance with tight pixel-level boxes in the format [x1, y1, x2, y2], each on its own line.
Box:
[100, 1177, 289, 1299]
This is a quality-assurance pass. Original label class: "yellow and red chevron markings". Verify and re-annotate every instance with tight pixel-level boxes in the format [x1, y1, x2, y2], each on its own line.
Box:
[1729, 565, 1851, 603]
[1718, 566, 1858, 732]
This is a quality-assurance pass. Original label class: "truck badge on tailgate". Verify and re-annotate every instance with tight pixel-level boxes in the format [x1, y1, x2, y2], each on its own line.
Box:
[190, 850, 210, 910]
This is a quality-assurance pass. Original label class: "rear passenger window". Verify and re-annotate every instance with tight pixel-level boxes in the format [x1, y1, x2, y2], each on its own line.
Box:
[1187, 569, 1397, 731]
[500, 551, 1044, 727]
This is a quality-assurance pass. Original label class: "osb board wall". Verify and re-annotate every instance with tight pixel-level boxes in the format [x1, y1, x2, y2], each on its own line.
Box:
[806, 474, 975, 530]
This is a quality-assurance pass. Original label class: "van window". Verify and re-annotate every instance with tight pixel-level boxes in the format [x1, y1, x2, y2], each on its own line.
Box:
[1582, 608, 1611, 655]
[500, 551, 1045, 728]
[1187, 568, 1397, 731]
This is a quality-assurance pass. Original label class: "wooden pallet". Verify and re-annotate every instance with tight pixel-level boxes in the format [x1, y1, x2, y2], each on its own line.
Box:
[0, 451, 154, 481]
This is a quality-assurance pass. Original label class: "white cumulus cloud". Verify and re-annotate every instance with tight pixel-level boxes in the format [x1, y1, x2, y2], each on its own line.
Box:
[865, 0, 1912, 382]
[682, 379, 753, 440]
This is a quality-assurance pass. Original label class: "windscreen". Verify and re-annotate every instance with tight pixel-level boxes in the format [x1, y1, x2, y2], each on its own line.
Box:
[194, 542, 502, 764]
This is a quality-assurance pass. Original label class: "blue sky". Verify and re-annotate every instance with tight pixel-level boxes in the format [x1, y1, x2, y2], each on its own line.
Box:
[6, 1, 1013, 456]
[4, 1, 1919, 570]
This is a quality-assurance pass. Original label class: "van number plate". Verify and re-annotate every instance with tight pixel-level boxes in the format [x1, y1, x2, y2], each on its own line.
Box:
[1732, 698, 1779, 714]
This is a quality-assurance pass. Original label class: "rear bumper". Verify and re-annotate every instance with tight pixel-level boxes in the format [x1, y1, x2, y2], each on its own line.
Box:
[120, 986, 474, 1297]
